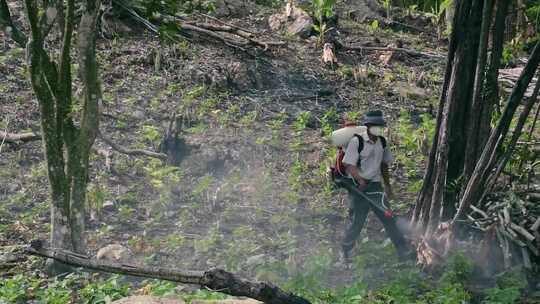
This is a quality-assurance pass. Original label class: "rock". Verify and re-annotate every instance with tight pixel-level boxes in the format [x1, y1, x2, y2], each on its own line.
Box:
[268, 3, 313, 38]
[394, 82, 428, 101]
[244, 254, 266, 267]
[213, 0, 255, 17]
[96, 244, 133, 263]
[102, 200, 116, 211]
[191, 299, 262, 304]
[7, 183, 20, 192]
[112, 295, 185, 304]
[344, 0, 382, 22]
[132, 110, 145, 120]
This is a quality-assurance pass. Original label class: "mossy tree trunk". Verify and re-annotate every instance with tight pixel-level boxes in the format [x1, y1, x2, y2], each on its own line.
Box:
[1, 0, 102, 270]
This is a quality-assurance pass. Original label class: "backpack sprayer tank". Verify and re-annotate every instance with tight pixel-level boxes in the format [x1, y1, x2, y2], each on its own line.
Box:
[330, 125, 367, 147]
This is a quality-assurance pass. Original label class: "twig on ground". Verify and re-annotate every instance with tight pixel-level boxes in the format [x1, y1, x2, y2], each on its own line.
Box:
[98, 130, 167, 160]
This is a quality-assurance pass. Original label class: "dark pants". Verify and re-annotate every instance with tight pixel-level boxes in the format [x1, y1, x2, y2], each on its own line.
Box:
[338, 179, 409, 256]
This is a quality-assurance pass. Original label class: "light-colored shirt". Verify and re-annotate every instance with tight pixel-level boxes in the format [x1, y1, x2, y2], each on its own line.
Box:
[342, 133, 393, 182]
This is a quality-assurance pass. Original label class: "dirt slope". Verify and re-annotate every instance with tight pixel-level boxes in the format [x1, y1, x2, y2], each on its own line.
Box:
[0, 0, 445, 289]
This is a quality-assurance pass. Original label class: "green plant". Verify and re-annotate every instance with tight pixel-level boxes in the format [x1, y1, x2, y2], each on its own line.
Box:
[284, 249, 333, 299]
[192, 174, 214, 201]
[483, 268, 527, 304]
[143, 280, 178, 297]
[0, 275, 31, 303]
[311, 0, 336, 44]
[293, 111, 311, 132]
[194, 226, 221, 254]
[80, 275, 130, 304]
[320, 108, 338, 137]
[381, 0, 392, 20]
[141, 124, 162, 147]
[370, 19, 380, 32]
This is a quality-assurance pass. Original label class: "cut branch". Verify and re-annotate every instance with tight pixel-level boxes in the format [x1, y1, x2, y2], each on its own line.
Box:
[0, 131, 41, 143]
[25, 241, 311, 304]
[343, 45, 445, 59]
[98, 130, 167, 160]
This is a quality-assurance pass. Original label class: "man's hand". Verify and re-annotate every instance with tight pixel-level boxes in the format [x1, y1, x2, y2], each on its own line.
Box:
[356, 176, 368, 191]
[345, 164, 368, 191]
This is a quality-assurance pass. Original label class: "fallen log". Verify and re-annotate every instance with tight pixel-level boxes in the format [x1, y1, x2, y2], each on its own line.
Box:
[24, 241, 310, 304]
[0, 131, 41, 143]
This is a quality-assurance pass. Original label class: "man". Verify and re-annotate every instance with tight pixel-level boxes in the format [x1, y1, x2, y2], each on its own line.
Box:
[339, 110, 410, 262]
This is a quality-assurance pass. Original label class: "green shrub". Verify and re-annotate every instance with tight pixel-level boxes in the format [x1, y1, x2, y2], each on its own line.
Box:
[80, 275, 130, 304]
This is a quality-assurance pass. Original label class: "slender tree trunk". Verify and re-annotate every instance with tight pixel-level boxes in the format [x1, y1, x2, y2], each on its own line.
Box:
[463, 0, 494, 180]
[70, 0, 101, 253]
[412, 0, 462, 229]
[483, 0, 510, 130]
[483, 73, 540, 201]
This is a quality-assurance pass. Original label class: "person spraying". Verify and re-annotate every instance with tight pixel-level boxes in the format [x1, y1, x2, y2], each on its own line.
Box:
[330, 110, 411, 262]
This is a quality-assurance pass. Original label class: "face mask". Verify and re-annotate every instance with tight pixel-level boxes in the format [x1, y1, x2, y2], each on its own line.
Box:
[369, 126, 383, 137]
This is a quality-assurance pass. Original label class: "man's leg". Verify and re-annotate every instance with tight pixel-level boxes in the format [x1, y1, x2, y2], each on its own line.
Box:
[342, 192, 370, 259]
[370, 199, 410, 257]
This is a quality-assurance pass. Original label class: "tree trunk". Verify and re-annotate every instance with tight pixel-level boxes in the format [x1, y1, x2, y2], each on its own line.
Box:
[441, 0, 483, 221]
[463, 0, 494, 181]
[453, 41, 540, 223]
[1, 0, 103, 271]
[24, 0, 73, 274]
[412, 0, 462, 230]
[70, 0, 101, 253]
[483, 0, 510, 130]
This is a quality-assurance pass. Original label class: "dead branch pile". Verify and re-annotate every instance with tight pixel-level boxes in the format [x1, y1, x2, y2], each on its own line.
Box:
[499, 67, 539, 99]
[466, 194, 540, 269]
[112, 0, 284, 52]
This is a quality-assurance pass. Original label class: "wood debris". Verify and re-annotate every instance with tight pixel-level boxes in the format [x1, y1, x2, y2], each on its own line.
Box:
[466, 193, 540, 269]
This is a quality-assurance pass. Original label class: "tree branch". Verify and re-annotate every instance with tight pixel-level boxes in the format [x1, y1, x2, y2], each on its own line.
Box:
[98, 130, 167, 160]
[343, 45, 445, 59]
[25, 241, 311, 304]
[0, 0, 27, 47]
[0, 130, 167, 161]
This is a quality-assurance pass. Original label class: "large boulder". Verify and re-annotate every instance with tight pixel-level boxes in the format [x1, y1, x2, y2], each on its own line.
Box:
[112, 296, 185, 304]
[268, 2, 313, 38]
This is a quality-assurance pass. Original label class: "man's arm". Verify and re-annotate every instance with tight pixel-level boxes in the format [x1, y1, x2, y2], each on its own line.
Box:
[342, 136, 368, 189]
[345, 164, 368, 189]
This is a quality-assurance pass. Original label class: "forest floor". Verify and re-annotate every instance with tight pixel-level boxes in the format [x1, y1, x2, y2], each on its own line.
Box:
[3, 1, 537, 303]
